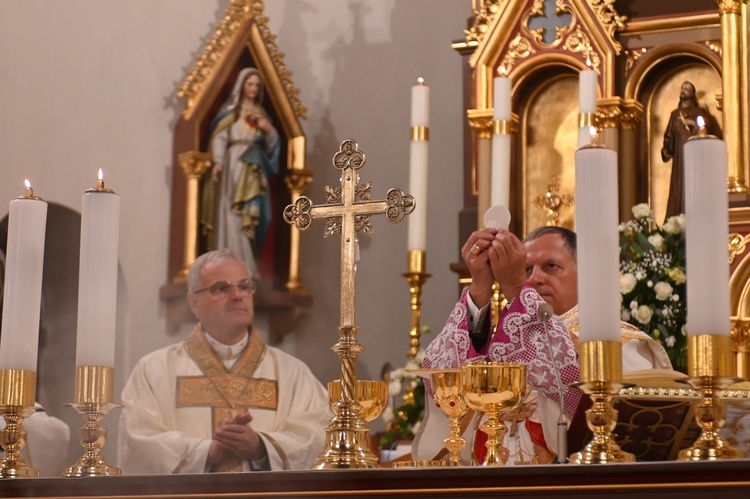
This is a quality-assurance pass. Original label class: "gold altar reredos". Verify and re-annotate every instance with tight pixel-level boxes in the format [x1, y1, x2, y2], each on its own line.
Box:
[457, 1, 750, 377]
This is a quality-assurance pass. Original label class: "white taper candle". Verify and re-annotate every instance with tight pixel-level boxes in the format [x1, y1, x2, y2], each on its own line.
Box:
[575, 145, 621, 342]
[684, 130, 730, 336]
[408, 78, 430, 251]
[75, 172, 121, 367]
[0, 182, 48, 371]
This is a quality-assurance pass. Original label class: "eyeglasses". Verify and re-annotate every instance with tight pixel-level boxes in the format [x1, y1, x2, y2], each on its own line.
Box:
[193, 279, 257, 298]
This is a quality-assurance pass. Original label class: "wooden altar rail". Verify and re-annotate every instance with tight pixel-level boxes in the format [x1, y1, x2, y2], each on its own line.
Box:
[2, 460, 750, 498]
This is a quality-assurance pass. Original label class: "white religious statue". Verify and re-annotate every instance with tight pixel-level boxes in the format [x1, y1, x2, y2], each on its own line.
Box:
[414, 227, 672, 465]
[200, 67, 281, 277]
[117, 249, 329, 473]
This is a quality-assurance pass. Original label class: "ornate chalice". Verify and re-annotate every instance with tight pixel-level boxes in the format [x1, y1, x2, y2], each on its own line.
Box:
[328, 379, 388, 423]
[429, 369, 468, 466]
[461, 361, 527, 466]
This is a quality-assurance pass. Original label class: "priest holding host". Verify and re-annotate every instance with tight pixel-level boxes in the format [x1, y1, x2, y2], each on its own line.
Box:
[414, 226, 672, 465]
[117, 249, 330, 474]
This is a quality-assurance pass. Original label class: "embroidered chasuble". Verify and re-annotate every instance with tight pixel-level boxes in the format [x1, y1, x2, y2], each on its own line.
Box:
[118, 324, 330, 475]
[178, 328, 277, 472]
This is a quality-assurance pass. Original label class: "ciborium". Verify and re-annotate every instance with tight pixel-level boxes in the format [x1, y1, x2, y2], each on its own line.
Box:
[328, 379, 387, 423]
[461, 361, 526, 466]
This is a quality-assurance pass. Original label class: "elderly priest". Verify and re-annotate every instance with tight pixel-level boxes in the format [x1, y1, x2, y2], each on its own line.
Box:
[118, 249, 330, 473]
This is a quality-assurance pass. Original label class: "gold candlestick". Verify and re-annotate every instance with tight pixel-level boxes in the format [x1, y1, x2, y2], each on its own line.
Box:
[569, 341, 635, 464]
[678, 334, 743, 461]
[403, 250, 431, 359]
[63, 366, 121, 476]
[0, 369, 39, 478]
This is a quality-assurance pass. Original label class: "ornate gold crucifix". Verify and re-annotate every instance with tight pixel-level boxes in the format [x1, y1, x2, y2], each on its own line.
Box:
[284, 139, 415, 468]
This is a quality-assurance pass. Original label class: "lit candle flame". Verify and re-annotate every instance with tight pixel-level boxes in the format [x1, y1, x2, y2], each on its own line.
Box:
[586, 57, 592, 68]
[589, 126, 599, 144]
[97, 168, 105, 189]
[499, 66, 508, 77]
[696, 115, 705, 129]
[24, 179, 33, 197]
[417, 77, 424, 85]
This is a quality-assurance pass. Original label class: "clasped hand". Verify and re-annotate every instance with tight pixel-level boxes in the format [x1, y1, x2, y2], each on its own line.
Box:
[463, 228, 526, 308]
[207, 412, 265, 466]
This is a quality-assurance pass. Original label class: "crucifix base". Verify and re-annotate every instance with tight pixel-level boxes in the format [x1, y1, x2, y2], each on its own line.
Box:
[312, 403, 379, 469]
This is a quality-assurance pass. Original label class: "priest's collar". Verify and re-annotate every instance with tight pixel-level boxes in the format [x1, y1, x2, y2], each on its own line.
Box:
[202, 329, 250, 362]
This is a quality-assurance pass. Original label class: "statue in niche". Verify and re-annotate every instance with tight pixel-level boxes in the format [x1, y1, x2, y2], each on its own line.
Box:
[660, 81, 722, 221]
[200, 67, 281, 276]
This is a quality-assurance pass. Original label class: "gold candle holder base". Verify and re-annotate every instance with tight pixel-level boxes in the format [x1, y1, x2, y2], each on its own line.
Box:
[567, 380, 634, 464]
[678, 335, 743, 461]
[63, 366, 121, 477]
[569, 341, 635, 465]
[312, 400, 380, 469]
[677, 376, 743, 461]
[0, 369, 39, 479]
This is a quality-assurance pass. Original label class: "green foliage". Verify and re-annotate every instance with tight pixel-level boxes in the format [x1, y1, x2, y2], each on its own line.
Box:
[619, 204, 687, 371]
[378, 327, 431, 450]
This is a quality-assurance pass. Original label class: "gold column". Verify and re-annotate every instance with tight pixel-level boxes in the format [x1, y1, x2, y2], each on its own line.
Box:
[597, 97, 623, 155]
[731, 318, 750, 379]
[468, 110, 493, 230]
[617, 100, 644, 222]
[717, 0, 748, 193]
[175, 151, 213, 282]
[284, 168, 314, 294]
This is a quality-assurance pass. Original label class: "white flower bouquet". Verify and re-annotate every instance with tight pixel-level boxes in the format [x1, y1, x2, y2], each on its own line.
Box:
[619, 204, 687, 371]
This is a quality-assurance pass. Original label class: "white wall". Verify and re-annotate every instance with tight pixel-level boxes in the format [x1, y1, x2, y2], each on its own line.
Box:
[0, 0, 468, 466]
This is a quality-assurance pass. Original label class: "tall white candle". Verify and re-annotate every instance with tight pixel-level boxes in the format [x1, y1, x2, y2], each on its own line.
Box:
[408, 78, 430, 251]
[684, 130, 730, 336]
[75, 171, 120, 367]
[575, 145, 621, 342]
[578, 68, 598, 148]
[0, 182, 48, 371]
[491, 75, 512, 208]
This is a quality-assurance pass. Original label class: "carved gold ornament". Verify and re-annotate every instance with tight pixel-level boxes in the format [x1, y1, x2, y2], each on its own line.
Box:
[177, 0, 305, 120]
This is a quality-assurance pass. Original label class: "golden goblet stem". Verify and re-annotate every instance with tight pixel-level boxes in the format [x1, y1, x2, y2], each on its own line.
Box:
[403, 250, 431, 359]
[569, 341, 634, 464]
[0, 369, 39, 478]
[678, 334, 743, 461]
[479, 410, 508, 466]
[63, 366, 121, 477]
[445, 417, 466, 466]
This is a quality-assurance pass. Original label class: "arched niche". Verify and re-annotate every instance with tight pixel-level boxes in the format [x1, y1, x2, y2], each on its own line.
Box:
[625, 44, 722, 222]
[162, 1, 312, 342]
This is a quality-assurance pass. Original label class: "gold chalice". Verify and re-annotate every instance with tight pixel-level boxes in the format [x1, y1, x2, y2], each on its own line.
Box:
[461, 361, 527, 466]
[430, 369, 468, 466]
[328, 379, 388, 422]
